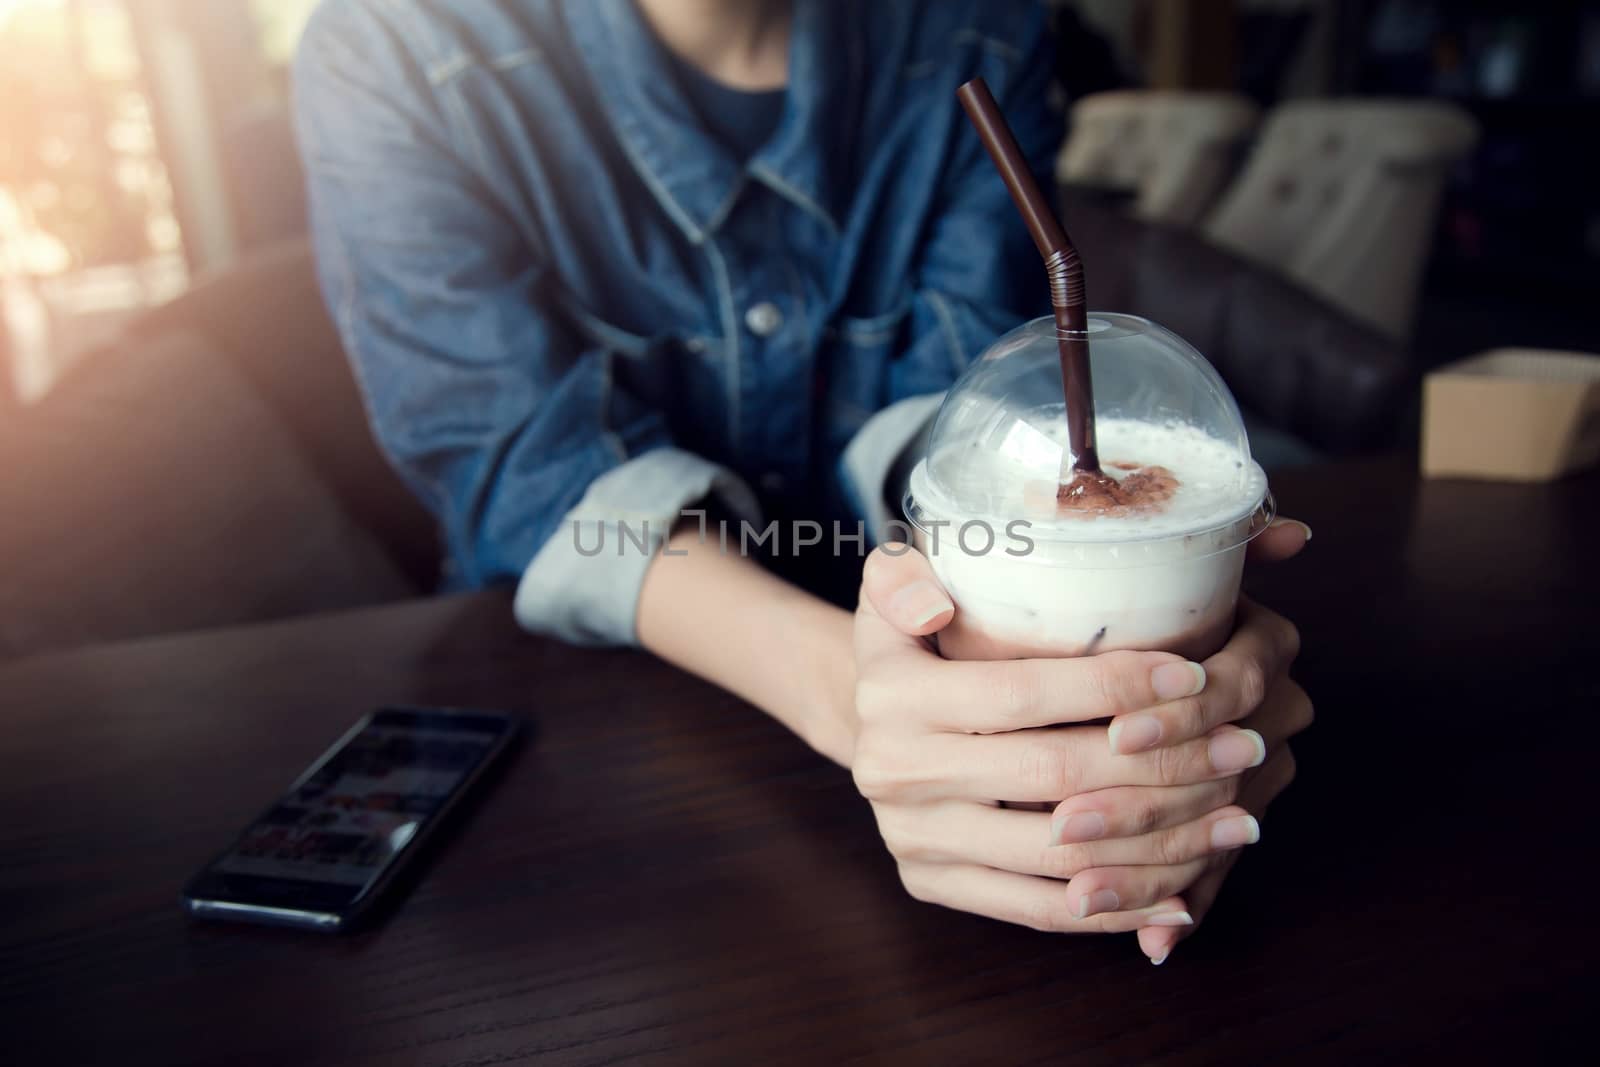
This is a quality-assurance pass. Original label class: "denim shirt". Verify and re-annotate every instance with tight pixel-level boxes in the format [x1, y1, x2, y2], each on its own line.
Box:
[294, 0, 1056, 645]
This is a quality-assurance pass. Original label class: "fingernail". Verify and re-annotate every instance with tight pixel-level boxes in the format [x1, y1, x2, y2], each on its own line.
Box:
[1209, 729, 1267, 773]
[1108, 713, 1163, 754]
[1150, 951, 1170, 966]
[1077, 888, 1120, 918]
[1051, 810, 1106, 845]
[1210, 814, 1261, 849]
[1271, 517, 1313, 542]
[1152, 661, 1206, 701]
[1145, 910, 1194, 927]
[890, 579, 953, 628]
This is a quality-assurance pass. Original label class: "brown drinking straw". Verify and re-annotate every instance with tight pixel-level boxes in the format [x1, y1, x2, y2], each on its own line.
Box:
[956, 77, 1101, 477]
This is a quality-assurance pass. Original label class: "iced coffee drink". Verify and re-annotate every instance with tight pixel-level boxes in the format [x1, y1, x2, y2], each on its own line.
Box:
[931, 80, 1272, 663]
[904, 314, 1272, 663]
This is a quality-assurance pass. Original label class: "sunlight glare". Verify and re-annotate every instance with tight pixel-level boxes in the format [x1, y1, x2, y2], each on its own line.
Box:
[1, 1, 67, 34]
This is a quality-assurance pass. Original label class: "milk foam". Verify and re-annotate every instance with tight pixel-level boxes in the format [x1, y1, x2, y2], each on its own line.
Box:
[918, 417, 1268, 543]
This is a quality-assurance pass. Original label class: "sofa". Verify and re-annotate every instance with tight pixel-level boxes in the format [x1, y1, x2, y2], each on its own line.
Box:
[1057, 91, 1259, 226]
[1202, 99, 1479, 340]
[0, 241, 436, 661]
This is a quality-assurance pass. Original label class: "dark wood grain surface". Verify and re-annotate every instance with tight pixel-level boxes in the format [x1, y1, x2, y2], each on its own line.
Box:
[2, 456, 1595, 1066]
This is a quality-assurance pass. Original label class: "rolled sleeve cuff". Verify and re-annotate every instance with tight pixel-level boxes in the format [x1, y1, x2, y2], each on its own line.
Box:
[838, 393, 945, 544]
[513, 448, 761, 647]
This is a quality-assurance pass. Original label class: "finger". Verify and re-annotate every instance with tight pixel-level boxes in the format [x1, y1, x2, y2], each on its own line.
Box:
[906, 722, 1266, 803]
[1139, 849, 1240, 965]
[854, 552, 949, 681]
[1139, 924, 1175, 964]
[1238, 678, 1314, 748]
[856, 571, 1206, 735]
[913, 648, 1205, 734]
[1137, 865, 1216, 963]
[1238, 744, 1297, 816]
[1246, 517, 1312, 563]
[1170, 750, 1295, 929]
[1050, 777, 1244, 844]
[1140, 746, 1298, 963]
[1068, 857, 1212, 919]
[900, 800, 1259, 879]
[1106, 600, 1300, 753]
[1139, 927, 1177, 966]
[897, 861, 1195, 934]
[861, 544, 954, 637]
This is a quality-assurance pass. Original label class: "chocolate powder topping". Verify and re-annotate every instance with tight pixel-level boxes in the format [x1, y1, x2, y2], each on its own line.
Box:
[1056, 463, 1179, 516]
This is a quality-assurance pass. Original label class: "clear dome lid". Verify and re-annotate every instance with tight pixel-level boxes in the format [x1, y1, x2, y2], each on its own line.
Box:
[905, 314, 1272, 545]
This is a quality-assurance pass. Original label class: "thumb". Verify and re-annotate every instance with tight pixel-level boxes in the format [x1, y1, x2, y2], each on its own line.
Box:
[1247, 516, 1313, 564]
[861, 544, 955, 638]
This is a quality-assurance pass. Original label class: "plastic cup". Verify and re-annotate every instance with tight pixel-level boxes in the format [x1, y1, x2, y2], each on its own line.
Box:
[904, 313, 1274, 662]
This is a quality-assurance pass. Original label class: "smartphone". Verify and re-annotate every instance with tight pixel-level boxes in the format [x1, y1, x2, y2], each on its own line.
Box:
[182, 706, 520, 932]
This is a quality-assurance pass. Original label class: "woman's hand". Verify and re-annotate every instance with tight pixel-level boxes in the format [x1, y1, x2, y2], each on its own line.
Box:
[1134, 707, 1301, 964]
[1048, 596, 1309, 919]
[1124, 519, 1315, 964]
[851, 547, 1273, 932]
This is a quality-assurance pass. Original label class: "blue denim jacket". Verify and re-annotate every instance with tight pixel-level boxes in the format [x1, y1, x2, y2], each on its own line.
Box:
[294, 0, 1056, 645]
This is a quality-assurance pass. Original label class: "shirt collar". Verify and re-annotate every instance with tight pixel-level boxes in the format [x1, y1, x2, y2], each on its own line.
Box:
[569, 0, 852, 243]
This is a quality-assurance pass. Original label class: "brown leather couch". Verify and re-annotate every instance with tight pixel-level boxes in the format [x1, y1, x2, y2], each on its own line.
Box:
[0, 242, 436, 661]
[0, 215, 1410, 662]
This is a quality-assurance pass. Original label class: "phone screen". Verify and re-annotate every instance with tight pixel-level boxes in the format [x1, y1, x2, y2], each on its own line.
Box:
[185, 708, 517, 927]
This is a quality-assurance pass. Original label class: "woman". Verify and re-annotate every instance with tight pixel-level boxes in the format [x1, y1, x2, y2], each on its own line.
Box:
[295, 0, 1312, 965]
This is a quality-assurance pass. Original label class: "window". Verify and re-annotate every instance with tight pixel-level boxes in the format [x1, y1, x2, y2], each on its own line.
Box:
[251, 0, 321, 70]
[1, 0, 186, 403]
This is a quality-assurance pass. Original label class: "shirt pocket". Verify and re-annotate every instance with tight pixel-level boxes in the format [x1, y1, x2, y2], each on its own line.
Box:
[821, 296, 914, 432]
[558, 295, 719, 362]
[560, 299, 654, 359]
[828, 301, 911, 349]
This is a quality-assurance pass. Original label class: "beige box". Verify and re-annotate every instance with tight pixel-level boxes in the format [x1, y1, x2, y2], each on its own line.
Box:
[1421, 348, 1600, 481]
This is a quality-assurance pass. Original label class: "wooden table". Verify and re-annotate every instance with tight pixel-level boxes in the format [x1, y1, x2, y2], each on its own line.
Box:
[3, 457, 1595, 1065]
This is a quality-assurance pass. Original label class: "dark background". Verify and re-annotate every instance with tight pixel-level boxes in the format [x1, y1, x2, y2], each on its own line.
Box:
[1053, 0, 1600, 368]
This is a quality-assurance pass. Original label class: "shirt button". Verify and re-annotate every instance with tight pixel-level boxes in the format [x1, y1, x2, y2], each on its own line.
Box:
[744, 301, 783, 337]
